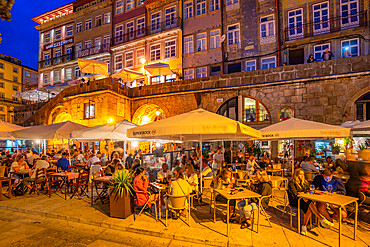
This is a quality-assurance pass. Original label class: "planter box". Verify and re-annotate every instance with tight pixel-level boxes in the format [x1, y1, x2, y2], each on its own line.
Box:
[358, 149, 370, 161]
[110, 190, 133, 219]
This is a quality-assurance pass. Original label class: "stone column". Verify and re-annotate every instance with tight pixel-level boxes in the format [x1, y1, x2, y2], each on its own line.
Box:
[271, 141, 278, 160]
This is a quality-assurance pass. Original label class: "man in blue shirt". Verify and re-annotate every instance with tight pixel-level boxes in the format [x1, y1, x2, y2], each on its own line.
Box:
[56, 152, 70, 171]
[313, 168, 347, 225]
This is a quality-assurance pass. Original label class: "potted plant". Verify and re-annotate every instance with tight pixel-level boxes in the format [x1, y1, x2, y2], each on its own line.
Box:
[358, 143, 370, 161]
[109, 170, 134, 219]
[331, 144, 341, 155]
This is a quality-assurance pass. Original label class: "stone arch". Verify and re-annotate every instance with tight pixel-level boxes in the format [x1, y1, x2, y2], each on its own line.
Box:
[48, 106, 64, 124]
[343, 85, 370, 121]
[54, 112, 73, 124]
[132, 103, 166, 125]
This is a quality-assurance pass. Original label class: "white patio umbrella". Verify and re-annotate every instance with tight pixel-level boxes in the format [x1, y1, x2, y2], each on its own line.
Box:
[78, 58, 108, 80]
[259, 118, 351, 175]
[12, 121, 87, 162]
[127, 108, 262, 192]
[0, 122, 27, 140]
[350, 120, 370, 136]
[112, 68, 143, 82]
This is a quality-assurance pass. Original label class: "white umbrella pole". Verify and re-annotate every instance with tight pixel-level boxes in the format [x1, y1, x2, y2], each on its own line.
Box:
[291, 141, 295, 178]
[150, 141, 153, 153]
[200, 135, 203, 194]
[16, 141, 19, 154]
[68, 138, 71, 165]
[43, 139, 46, 154]
[123, 140, 127, 165]
[108, 140, 111, 161]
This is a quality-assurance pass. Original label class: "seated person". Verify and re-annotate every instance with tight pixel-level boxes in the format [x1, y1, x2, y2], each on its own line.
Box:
[88, 153, 100, 168]
[325, 156, 334, 168]
[246, 156, 259, 174]
[238, 169, 272, 229]
[168, 170, 192, 219]
[171, 160, 182, 176]
[56, 153, 70, 172]
[131, 159, 141, 172]
[70, 154, 80, 166]
[201, 159, 213, 178]
[287, 168, 334, 235]
[157, 163, 172, 183]
[133, 167, 156, 210]
[24, 155, 50, 190]
[313, 168, 347, 222]
[100, 153, 108, 166]
[105, 159, 120, 176]
[184, 164, 198, 193]
[10, 155, 29, 183]
[258, 157, 270, 169]
[213, 168, 236, 221]
[334, 159, 347, 174]
[301, 157, 318, 173]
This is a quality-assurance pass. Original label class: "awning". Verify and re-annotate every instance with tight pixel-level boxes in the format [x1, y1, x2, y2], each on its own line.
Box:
[144, 62, 174, 76]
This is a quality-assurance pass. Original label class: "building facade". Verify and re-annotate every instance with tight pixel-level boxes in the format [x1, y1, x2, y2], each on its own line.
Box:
[0, 54, 37, 123]
[33, 0, 113, 88]
[280, 0, 369, 65]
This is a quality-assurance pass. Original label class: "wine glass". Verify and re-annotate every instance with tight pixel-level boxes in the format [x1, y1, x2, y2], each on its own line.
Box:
[328, 184, 333, 194]
[310, 184, 315, 193]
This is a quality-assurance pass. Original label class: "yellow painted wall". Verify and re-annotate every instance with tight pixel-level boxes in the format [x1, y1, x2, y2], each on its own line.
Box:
[0, 58, 23, 122]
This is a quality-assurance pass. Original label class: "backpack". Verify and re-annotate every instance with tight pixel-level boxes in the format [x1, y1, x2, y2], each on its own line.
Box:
[12, 182, 27, 197]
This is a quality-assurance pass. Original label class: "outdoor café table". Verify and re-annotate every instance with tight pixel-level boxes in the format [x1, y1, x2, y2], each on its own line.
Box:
[266, 168, 283, 176]
[14, 170, 32, 194]
[0, 177, 12, 200]
[91, 176, 111, 205]
[150, 182, 168, 221]
[298, 192, 358, 247]
[49, 172, 80, 200]
[213, 188, 261, 237]
[270, 176, 288, 189]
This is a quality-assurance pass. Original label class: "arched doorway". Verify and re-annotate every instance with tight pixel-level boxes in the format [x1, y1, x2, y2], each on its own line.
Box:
[54, 112, 73, 123]
[356, 91, 370, 120]
[132, 104, 165, 125]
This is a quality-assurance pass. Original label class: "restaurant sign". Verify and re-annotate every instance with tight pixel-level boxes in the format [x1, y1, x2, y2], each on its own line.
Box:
[45, 38, 74, 50]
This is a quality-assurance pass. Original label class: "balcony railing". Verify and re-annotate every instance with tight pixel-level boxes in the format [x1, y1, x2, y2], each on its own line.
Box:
[284, 11, 367, 41]
[38, 44, 110, 68]
[114, 17, 182, 46]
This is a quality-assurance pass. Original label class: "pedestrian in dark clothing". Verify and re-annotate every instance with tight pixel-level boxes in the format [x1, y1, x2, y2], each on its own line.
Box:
[307, 54, 316, 63]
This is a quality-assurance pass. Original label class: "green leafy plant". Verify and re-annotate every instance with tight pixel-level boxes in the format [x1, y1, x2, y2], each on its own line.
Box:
[343, 137, 352, 149]
[358, 144, 369, 150]
[109, 170, 133, 197]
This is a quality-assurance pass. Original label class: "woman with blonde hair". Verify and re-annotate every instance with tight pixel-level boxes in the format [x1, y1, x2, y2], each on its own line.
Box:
[184, 164, 198, 193]
[238, 169, 272, 228]
[213, 168, 237, 221]
[287, 168, 333, 235]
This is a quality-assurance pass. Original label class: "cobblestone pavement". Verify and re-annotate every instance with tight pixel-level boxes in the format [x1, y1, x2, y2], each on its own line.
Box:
[0, 190, 369, 247]
[0, 209, 206, 247]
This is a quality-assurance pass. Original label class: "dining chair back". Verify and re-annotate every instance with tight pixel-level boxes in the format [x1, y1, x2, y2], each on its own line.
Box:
[166, 193, 190, 227]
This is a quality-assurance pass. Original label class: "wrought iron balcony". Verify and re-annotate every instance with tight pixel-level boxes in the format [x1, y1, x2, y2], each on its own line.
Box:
[38, 44, 110, 69]
[284, 11, 367, 42]
[114, 17, 182, 46]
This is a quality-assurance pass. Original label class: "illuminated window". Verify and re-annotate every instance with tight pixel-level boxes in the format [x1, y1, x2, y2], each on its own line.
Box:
[44, 32, 51, 43]
[103, 13, 111, 24]
[84, 102, 95, 119]
[341, 38, 359, 57]
[126, 21, 134, 39]
[279, 107, 294, 121]
[55, 28, 62, 40]
[136, 48, 145, 65]
[184, 69, 194, 80]
[184, 36, 193, 54]
[210, 0, 220, 11]
[243, 97, 270, 123]
[217, 97, 238, 121]
[137, 18, 145, 36]
[196, 0, 206, 15]
[196, 33, 207, 52]
[116, 0, 124, 14]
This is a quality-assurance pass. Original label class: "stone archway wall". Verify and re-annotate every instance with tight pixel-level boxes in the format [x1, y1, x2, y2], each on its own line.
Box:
[343, 85, 370, 121]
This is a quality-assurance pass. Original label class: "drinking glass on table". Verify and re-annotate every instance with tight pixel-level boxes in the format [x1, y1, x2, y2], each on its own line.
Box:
[328, 184, 333, 194]
[310, 184, 315, 193]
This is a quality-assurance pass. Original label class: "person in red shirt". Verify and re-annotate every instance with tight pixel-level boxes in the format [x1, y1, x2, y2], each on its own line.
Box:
[133, 167, 157, 210]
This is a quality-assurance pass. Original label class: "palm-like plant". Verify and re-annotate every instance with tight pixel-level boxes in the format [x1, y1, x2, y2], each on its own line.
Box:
[109, 170, 133, 198]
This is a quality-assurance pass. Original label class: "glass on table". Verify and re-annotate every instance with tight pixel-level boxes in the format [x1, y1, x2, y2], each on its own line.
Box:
[309, 184, 315, 193]
[328, 184, 333, 194]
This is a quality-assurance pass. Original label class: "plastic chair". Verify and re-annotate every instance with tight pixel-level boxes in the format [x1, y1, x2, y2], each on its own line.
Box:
[271, 188, 297, 228]
[165, 193, 190, 227]
[133, 190, 157, 221]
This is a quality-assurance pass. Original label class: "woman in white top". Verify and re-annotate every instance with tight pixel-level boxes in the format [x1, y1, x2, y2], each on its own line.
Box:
[168, 171, 191, 219]
[184, 164, 198, 193]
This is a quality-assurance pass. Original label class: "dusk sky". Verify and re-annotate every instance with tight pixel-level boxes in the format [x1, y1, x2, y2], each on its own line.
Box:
[0, 0, 73, 69]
